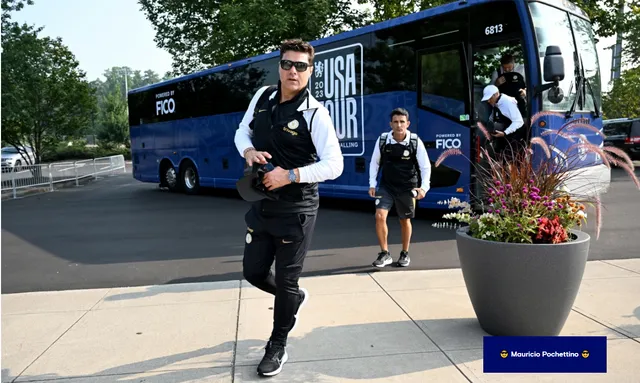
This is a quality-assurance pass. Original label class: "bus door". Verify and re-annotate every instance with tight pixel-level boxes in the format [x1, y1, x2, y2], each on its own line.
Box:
[470, 38, 527, 201]
[415, 42, 473, 207]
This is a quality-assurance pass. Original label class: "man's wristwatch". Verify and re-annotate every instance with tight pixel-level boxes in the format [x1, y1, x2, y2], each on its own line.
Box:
[288, 169, 296, 183]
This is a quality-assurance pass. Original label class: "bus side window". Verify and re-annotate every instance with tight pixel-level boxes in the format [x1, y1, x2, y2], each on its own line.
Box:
[418, 48, 465, 120]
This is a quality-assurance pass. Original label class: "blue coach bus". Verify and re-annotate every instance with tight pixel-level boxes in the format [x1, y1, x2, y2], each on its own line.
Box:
[127, 0, 608, 209]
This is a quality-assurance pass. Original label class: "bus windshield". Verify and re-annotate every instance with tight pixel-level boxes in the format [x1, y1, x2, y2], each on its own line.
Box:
[529, 1, 601, 114]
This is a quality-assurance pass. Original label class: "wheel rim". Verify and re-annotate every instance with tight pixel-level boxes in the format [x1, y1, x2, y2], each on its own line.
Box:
[165, 167, 177, 188]
[184, 168, 196, 190]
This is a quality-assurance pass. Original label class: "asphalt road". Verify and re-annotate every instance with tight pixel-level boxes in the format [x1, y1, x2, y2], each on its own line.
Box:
[2, 165, 639, 294]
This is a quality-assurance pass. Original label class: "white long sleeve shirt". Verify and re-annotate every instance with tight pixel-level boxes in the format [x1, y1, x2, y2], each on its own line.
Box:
[369, 130, 431, 194]
[234, 85, 344, 183]
[495, 94, 524, 135]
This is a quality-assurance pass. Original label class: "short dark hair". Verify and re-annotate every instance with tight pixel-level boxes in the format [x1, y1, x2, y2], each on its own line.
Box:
[280, 39, 315, 65]
[390, 108, 409, 121]
[501, 54, 515, 65]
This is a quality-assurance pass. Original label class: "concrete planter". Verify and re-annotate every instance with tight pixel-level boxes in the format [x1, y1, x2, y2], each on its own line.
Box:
[455, 226, 590, 336]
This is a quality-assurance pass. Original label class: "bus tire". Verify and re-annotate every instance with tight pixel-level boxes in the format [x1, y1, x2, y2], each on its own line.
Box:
[180, 160, 200, 195]
[160, 160, 181, 192]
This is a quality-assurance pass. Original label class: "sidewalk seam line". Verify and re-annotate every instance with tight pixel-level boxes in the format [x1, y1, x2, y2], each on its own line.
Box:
[231, 281, 242, 382]
[12, 289, 112, 383]
[367, 273, 473, 383]
[599, 260, 640, 276]
[571, 308, 636, 339]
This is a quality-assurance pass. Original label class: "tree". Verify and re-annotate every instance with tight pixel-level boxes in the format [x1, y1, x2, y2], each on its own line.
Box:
[89, 66, 166, 146]
[359, 0, 453, 23]
[138, 0, 371, 76]
[574, 0, 640, 66]
[97, 88, 129, 146]
[1, 0, 97, 164]
[602, 67, 640, 118]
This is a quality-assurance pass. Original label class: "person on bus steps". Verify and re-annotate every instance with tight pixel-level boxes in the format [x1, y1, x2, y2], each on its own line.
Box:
[481, 84, 526, 162]
[234, 38, 344, 377]
[368, 108, 431, 268]
[492, 53, 527, 118]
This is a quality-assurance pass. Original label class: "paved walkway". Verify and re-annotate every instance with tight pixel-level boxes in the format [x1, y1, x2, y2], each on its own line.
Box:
[2, 259, 639, 382]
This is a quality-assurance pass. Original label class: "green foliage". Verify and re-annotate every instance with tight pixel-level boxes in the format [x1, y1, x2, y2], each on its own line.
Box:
[88, 66, 168, 146]
[602, 67, 640, 119]
[574, 0, 640, 66]
[42, 141, 131, 163]
[360, 0, 453, 23]
[2, 0, 96, 164]
[139, 0, 371, 76]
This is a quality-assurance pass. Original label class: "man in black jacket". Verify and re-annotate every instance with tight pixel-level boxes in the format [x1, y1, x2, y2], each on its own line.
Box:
[234, 38, 344, 377]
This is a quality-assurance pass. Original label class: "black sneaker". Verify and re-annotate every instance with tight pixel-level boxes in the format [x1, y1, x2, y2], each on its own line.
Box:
[257, 341, 288, 376]
[289, 287, 308, 333]
[372, 251, 393, 268]
[398, 251, 410, 267]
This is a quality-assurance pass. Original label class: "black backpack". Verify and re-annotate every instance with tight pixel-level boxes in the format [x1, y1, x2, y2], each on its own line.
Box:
[378, 132, 421, 186]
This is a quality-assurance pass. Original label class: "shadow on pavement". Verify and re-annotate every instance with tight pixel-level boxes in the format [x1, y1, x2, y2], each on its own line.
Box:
[3, 319, 484, 383]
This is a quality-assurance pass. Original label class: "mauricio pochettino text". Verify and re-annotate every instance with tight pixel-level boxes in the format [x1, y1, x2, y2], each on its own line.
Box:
[484, 336, 607, 373]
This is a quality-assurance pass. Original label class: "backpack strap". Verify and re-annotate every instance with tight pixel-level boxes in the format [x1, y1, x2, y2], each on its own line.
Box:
[379, 132, 389, 152]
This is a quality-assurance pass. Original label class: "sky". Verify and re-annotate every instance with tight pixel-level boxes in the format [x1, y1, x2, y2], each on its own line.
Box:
[11, 0, 622, 91]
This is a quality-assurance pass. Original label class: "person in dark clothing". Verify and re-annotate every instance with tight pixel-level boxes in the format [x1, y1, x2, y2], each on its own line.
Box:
[234, 39, 344, 377]
[493, 54, 528, 119]
[368, 108, 431, 268]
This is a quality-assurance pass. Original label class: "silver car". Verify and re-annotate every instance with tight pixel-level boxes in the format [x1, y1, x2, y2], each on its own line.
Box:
[1, 146, 35, 171]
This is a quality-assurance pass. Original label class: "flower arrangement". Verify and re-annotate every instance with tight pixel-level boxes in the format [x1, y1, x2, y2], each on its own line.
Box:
[433, 112, 639, 244]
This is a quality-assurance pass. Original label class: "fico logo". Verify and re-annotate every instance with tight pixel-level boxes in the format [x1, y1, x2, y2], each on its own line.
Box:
[155, 90, 175, 116]
[436, 138, 462, 149]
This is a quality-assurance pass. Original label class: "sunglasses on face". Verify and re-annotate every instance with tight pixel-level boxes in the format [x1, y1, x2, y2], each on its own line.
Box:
[280, 59, 310, 72]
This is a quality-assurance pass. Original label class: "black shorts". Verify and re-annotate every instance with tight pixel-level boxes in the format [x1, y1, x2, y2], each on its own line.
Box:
[375, 185, 416, 219]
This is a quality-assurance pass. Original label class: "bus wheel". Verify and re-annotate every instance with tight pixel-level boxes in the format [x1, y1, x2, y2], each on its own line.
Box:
[180, 161, 200, 195]
[161, 162, 180, 192]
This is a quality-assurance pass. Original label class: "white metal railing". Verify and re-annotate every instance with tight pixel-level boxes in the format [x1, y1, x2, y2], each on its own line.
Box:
[1, 155, 126, 199]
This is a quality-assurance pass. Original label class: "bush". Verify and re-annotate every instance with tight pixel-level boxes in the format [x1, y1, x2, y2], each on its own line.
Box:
[42, 142, 131, 163]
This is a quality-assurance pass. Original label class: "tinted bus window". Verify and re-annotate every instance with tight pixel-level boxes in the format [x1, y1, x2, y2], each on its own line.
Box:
[419, 48, 466, 120]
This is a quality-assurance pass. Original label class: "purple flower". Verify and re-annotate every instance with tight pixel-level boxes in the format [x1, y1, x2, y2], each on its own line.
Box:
[496, 209, 501, 214]
[544, 196, 549, 200]
[548, 206, 553, 210]
[532, 187, 540, 193]
[506, 184, 512, 190]
[523, 187, 529, 194]
[529, 179, 534, 184]
[559, 204, 564, 209]
[502, 204, 507, 209]
[495, 180, 501, 186]
[517, 223, 522, 228]
[511, 209, 516, 213]
[488, 210, 493, 213]
[488, 198, 494, 203]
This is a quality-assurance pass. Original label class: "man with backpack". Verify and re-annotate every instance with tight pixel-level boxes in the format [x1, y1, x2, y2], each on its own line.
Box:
[368, 108, 431, 268]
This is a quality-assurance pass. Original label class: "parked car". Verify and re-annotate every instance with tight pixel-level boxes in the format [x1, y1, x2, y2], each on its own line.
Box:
[603, 118, 640, 162]
[1, 146, 35, 171]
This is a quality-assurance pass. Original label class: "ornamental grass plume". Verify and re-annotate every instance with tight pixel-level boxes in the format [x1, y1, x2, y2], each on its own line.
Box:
[432, 112, 639, 243]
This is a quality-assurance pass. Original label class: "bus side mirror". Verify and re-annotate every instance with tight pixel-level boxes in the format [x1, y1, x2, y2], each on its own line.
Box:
[535, 45, 565, 104]
[543, 45, 565, 82]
